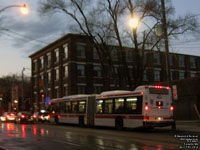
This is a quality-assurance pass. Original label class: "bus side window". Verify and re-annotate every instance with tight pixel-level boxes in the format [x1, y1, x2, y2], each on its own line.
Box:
[71, 101, 78, 113]
[104, 99, 113, 114]
[114, 98, 124, 114]
[60, 102, 66, 113]
[55, 103, 60, 113]
[126, 97, 137, 113]
[66, 101, 71, 113]
[79, 101, 86, 113]
[96, 100, 103, 113]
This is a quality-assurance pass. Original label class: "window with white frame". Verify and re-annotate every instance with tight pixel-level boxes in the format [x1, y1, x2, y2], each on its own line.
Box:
[48, 71, 51, 83]
[179, 55, 185, 67]
[93, 65, 101, 78]
[54, 69, 59, 81]
[63, 65, 68, 78]
[54, 49, 59, 63]
[154, 70, 161, 81]
[76, 43, 86, 58]
[63, 44, 68, 59]
[78, 85, 86, 94]
[93, 47, 99, 59]
[77, 64, 85, 76]
[63, 85, 68, 96]
[33, 60, 37, 72]
[47, 52, 51, 67]
[179, 71, 185, 80]
[153, 53, 160, 64]
[190, 72, 196, 78]
[40, 56, 44, 69]
[190, 57, 196, 68]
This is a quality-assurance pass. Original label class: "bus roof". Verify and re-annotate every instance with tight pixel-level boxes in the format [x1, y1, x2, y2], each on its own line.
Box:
[51, 94, 89, 103]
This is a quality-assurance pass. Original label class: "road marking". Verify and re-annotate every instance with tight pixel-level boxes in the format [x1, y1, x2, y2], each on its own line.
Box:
[52, 139, 81, 147]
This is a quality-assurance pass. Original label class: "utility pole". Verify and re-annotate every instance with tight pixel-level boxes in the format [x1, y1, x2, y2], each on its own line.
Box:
[161, 0, 171, 85]
[22, 68, 25, 110]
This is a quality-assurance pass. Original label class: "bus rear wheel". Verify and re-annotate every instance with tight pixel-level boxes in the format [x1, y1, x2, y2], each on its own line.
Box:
[115, 117, 123, 130]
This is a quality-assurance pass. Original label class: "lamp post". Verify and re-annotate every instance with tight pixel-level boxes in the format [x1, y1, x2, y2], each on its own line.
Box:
[0, 4, 29, 15]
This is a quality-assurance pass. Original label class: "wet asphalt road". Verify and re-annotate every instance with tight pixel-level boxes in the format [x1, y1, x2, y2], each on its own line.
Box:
[0, 122, 199, 150]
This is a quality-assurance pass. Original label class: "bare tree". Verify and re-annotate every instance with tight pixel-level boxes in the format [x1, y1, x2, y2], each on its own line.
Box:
[39, 0, 199, 90]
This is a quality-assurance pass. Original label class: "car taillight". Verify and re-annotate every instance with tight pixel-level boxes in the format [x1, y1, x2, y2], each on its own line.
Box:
[158, 106, 161, 109]
[33, 115, 37, 119]
[144, 103, 149, 111]
[58, 115, 61, 119]
[21, 115, 25, 118]
[48, 115, 50, 119]
[170, 106, 174, 111]
[40, 115, 44, 119]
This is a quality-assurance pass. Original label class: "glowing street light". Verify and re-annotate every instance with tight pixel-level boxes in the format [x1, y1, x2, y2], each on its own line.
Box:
[0, 4, 29, 15]
[20, 4, 29, 15]
[128, 17, 139, 29]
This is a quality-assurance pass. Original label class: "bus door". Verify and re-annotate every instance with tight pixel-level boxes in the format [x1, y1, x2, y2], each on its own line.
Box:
[145, 86, 173, 121]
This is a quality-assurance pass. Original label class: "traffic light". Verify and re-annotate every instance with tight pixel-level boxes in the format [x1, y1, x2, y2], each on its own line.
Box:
[0, 94, 3, 101]
[41, 93, 45, 99]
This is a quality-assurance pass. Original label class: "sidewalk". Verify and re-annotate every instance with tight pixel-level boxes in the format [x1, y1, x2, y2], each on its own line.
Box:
[175, 120, 200, 133]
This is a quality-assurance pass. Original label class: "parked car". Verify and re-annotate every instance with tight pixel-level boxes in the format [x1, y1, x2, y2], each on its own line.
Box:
[0, 112, 16, 122]
[15, 111, 33, 124]
[32, 111, 50, 123]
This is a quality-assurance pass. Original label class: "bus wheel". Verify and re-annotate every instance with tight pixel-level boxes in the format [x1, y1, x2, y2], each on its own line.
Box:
[55, 116, 59, 125]
[79, 116, 84, 127]
[115, 117, 123, 130]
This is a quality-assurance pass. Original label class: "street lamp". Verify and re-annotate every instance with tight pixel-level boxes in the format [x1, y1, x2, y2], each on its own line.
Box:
[128, 17, 139, 29]
[0, 4, 29, 15]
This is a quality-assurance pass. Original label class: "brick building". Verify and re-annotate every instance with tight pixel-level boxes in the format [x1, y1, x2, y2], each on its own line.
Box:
[29, 33, 200, 111]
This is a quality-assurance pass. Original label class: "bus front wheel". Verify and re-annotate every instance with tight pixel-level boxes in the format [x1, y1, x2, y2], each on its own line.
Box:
[115, 117, 123, 130]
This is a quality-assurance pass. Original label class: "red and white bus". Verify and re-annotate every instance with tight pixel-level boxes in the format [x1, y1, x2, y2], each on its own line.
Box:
[49, 85, 176, 129]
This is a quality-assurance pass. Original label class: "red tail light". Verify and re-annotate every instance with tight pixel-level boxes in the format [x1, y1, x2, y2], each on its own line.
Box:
[158, 106, 161, 109]
[40, 115, 43, 119]
[170, 106, 174, 111]
[144, 105, 149, 111]
[58, 115, 61, 119]
[33, 115, 37, 119]
[21, 115, 25, 118]
[48, 115, 50, 118]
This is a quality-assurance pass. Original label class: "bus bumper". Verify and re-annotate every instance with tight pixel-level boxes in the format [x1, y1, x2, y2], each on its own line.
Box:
[143, 121, 175, 127]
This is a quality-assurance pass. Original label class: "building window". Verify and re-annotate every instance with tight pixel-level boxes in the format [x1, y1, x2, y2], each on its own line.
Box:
[63, 85, 68, 96]
[33, 60, 37, 72]
[77, 64, 85, 76]
[143, 71, 148, 81]
[153, 53, 160, 64]
[154, 70, 160, 81]
[78, 85, 86, 94]
[179, 55, 185, 67]
[179, 71, 185, 80]
[94, 86, 102, 94]
[170, 71, 174, 80]
[126, 50, 133, 62]
[48, 72, 51, 83]
[190, 57, 196, 68]
[76, 43, 86, 58]
[54, 49, 59, 63]
[40, 56, 44, 69]
[63, 65, 68, 78]
[111, 48, 118, 61]
[93, 65, 101, 78]
[63, 44, 68, 59]
[54, 69, 59, 81]
[47, 53, 51, 67]
[34, 76, 37, 87]
[93, 47, 99, 59]
[54, 88, 59, 98]
[190, 72, 196, 78]
[169, 54, 173, 66]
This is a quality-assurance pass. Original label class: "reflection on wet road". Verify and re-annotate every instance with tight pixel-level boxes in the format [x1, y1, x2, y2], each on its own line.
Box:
[0, 122, 185, 150]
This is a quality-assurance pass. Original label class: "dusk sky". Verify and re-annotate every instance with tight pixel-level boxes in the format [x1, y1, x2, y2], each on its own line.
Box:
[0, 0, 200, 77]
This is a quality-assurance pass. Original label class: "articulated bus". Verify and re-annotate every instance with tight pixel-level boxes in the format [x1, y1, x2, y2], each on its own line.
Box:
[49, 85, 176, 129]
